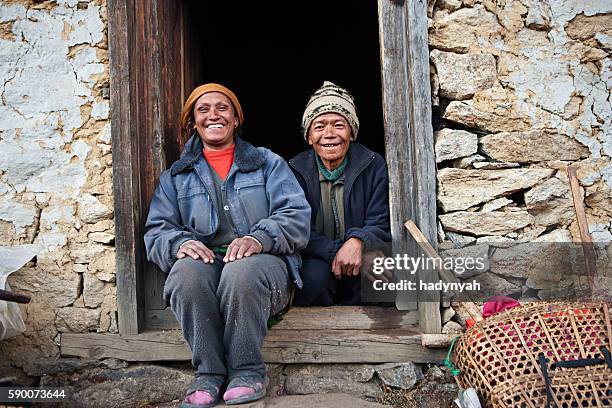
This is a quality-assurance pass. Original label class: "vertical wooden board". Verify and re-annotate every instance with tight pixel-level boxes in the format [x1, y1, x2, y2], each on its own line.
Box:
[109, 0, 144, 335]
[377, 0, 418, 311]
[404, 0, 441, 333]
[378, 0, 441, 332]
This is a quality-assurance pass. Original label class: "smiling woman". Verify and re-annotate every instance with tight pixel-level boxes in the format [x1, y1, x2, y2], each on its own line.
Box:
[144, 83, 311, 407]
[192, 93, 239, 151]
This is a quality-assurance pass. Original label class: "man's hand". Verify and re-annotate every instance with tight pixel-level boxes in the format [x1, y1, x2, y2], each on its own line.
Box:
[177, 240, 215, 263]
[223, 236, 263, 263]
[332, 237, 363, 279]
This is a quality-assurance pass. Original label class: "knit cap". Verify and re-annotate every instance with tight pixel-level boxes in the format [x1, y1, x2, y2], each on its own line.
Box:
[180, 83, 244, 137]
[301, 81, 359, 141]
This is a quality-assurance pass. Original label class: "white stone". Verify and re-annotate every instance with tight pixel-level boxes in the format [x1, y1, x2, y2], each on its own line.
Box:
[472, 162, 520, 169]
[0, 194, 37, 235]
[77, 194, 112, 223]
[91, 100, 109, 120]
[525, 177, 575, 227]
[83, 274, 109, 308]
[481, 197, 513, 212]
[443, 99, 532, 133]
[73, 263, 87, 273]
[437, 168, 555, 211]
[480, 131, 589, 163]
[442, 307, 456, 323]
[430, 50, 497, 100]
[442, 321, 463, 334]
[476, 236, 516, 248]
[453, 154, 486, 169]
[524, 0, 552, 30]
[69, 243, 106, 264]
[98, 123, 111, 144]
[429, 5, 502, 53]
[434, 129, 478, 162]
[88, 232, 114, 244]
[55, 307, 100, 333]
[13, 266, 79, 307]
[71, 140, 91, 161]
[439, 210, 532, 236]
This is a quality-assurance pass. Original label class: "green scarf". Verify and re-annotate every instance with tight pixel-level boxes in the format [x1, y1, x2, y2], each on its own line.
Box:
[315, 154, 348, 181]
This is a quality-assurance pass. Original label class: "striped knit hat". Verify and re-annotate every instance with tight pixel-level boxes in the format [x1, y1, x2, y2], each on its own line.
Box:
[302, 81, 359, 141]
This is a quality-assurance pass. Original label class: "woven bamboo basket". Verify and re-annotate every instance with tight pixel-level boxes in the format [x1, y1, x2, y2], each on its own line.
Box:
[453, 302, 612, 407]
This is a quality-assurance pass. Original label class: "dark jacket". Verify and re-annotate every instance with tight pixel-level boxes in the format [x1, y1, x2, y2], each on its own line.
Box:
[144, 135, 311, 287]
[289, 143, 391, 264]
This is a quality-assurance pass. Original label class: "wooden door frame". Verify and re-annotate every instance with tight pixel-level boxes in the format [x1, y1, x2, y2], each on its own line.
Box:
[109, 0, 440, 335]
[378, 0, 441, 333]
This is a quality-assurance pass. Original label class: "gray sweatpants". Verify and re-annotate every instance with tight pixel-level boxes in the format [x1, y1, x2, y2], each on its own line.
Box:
[164, 253, 291, 379]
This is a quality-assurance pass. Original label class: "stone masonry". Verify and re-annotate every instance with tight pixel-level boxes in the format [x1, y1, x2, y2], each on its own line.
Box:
[0, 0, 114, 376]
[430, 0, 612, 302]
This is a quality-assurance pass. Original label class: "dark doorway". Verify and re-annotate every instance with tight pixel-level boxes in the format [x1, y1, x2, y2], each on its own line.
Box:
[188, 1, 385, 160]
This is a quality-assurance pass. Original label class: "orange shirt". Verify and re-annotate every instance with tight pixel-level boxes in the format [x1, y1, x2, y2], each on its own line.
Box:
[203, 144, 235, 180]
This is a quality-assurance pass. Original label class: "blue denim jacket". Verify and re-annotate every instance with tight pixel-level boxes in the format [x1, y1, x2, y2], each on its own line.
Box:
[144, 135, 311, 288]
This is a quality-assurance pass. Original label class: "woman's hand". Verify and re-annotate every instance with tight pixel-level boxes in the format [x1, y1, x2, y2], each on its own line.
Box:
[332, 237, 363, 278]
[223, 236, 263, 263]
[177, 240, 215, 263]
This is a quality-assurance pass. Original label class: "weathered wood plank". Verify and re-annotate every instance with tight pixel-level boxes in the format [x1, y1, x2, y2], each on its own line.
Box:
[273, 307, 419, 330]
[108, 0, 144, 335]
[62, 329, 446, 364]
[378, 0, 418, 312]
[61, 331, 191, 362]
[377, 0, 441, 332]
[263, 329, 446, 363]
[405, 0, 441, 335]
[146, 306, 419, 331]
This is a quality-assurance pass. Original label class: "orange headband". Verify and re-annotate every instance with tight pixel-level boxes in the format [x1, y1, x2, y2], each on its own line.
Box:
[180, 83, 244, 137]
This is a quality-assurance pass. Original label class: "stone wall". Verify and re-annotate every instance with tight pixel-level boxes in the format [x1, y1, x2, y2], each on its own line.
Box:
[429, 0, 612, 300]
[0, 0, 114, 375]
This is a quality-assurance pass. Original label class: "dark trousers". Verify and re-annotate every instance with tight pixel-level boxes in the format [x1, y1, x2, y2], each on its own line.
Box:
[164, 254, 291, 380]
[293, 257, 361, 306]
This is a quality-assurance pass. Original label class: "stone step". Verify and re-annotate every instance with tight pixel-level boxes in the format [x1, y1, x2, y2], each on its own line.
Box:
[146, 393, 387, 408]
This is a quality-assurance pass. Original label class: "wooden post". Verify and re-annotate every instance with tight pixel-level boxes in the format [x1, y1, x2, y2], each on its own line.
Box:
[109, 0, 144, 335]
[378, 0, 440, 331]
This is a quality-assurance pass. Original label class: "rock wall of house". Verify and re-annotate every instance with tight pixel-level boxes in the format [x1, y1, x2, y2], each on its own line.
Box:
[429, 0, 611, 300]
[0, 0, 113, 375]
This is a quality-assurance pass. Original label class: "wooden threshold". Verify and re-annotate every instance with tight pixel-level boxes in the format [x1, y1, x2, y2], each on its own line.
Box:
[61, 307, 446, 364]
[146, 305, 419, 331]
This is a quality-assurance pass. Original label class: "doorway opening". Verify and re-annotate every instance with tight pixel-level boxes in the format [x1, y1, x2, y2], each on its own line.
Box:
[187, 0, 385, 160]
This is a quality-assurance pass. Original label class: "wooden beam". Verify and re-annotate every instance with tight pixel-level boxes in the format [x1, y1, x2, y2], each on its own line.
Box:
[61, 329, 446, 364]
[146, 306, 419, 331]
[378, 0, 439, 322]
[263, 329, 446, 364]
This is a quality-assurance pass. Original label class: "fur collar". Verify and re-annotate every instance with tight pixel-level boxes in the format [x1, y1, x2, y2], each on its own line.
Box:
[171, 134, 265, 176]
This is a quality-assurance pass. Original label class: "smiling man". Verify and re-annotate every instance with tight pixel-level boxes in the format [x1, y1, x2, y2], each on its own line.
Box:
[289, 81, 391, 306]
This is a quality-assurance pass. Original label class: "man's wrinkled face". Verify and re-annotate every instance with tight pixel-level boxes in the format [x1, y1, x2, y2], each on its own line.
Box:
[193, 92, 238, 150]
[307, 113, 352, 170]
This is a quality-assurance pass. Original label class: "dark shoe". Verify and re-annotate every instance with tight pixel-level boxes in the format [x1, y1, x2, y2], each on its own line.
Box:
[180, 376, 221, 408]
[222, 375, 267, 405]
